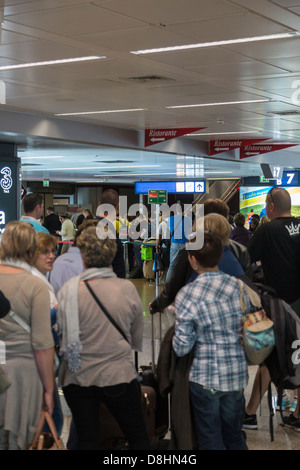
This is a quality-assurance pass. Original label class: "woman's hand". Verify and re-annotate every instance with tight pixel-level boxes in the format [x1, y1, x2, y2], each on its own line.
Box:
[43, 391, 54, 416]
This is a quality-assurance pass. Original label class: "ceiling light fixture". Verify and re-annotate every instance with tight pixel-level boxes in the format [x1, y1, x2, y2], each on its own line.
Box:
[22, 164, 161, 171]
[167, 99, 270, 109]
[0, 56, 106, 71]
[55, 108, 146, 116]
[130, 32, 299, 55]
[186, 131, 261, 136]
[21, 156, 65, 159]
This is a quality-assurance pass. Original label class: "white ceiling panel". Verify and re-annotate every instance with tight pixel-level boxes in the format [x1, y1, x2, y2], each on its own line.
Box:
[6, 4, 145, 37]
[93, 0, 247, 24]
[0, 0, 298, 185]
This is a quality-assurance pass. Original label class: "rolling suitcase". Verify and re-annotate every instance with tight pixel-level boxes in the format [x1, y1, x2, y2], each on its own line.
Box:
[136, 313, 169, 441]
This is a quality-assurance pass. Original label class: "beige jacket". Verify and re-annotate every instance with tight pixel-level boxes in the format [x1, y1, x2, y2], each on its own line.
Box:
[58, 218, 75, 241]
[58, 276, 144, 388]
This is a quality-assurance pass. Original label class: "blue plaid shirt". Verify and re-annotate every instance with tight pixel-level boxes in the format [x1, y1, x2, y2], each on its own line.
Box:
[173, 271, 250, 392]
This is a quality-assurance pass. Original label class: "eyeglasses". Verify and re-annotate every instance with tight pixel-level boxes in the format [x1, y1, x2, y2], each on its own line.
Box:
[40, 249, 56, 256]
[267, 187, 275, 205]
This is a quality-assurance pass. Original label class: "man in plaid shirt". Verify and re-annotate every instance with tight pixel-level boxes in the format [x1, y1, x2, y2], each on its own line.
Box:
[173, 231, 250, 450]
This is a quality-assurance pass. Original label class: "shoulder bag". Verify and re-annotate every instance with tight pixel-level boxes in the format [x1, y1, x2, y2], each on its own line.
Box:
[238, 280, 275, 365]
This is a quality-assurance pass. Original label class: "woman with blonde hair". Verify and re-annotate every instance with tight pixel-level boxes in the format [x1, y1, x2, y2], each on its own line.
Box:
[57, 224, 150, 450]
[32, 232, 64, 437]
[188, 213, 245, 283]
[0, 221, 55, 449]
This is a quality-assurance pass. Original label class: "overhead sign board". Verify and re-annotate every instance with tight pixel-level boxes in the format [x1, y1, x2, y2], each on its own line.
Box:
[209, 138, 268, 156]
[145, 127, 206, 147]
[242, 171, 300, 187]
[136, 180, 206, 195]
[240, 143, 298, 159]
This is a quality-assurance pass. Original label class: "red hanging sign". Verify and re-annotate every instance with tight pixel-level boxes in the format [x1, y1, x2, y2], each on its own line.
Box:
[145, 127, 206, 147]
[209, 138, 269, 156]
[240, 143, 298, 159]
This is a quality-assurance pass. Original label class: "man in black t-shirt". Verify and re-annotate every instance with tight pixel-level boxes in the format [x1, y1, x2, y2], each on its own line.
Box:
[245, 187, 300, 432]
[248, 187, 300, 306]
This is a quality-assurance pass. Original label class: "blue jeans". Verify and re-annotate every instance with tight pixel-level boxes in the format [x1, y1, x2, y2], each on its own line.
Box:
[165, 243, 185, 283]
[189, 382, 248, 450]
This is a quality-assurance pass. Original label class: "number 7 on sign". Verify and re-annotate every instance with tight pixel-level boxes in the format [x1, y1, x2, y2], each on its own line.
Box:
[287, 173, 295, 185]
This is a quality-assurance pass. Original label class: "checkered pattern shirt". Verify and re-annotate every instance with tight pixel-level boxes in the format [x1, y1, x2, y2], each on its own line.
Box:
[173, 271, 249, 392]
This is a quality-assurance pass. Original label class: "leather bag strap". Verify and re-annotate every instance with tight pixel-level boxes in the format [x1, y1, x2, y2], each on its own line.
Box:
[30, 410, 61, 449]
[84, 280, 129, 344]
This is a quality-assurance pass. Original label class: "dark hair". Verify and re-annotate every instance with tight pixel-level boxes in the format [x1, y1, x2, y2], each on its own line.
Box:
[234, 212, 246, 227]
[188, 231, 223, 268]
[100, 189, 119, 208]
[204, 199, 229, 218]
[23, 193, 43, 213]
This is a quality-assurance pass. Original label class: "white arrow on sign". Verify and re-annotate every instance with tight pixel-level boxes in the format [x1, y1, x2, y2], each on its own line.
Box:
[244, 152, 260, 156]
[150, 137, 165, 142]
[215, 147, 229, 151]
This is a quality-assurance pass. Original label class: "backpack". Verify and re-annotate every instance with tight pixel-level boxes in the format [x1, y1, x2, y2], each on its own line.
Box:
[241, 279, 300, 440]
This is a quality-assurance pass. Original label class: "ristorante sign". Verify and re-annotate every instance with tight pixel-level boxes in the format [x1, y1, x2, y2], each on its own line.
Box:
[209, 138, 269, 155]
[145, 127, 206, 147]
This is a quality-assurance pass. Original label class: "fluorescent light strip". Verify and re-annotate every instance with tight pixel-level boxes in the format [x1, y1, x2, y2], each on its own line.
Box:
[21, 156, 65, 159]
[0, 56, 106, 71]
[22, 165, 160, 171]
[55, 108, 146, 116]
[131, 32, 298, 55]
[167, 99, 270, 109]
[186, 131, 261, 136]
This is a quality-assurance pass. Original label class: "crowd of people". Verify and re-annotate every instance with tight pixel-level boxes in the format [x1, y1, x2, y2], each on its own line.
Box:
[0, 187, 300, 450]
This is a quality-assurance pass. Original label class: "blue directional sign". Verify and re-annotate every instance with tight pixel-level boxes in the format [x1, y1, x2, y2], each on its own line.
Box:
[135, 180, 206, 195]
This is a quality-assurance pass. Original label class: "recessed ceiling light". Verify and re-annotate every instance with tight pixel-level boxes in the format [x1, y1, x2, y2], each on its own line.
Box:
[167, 99, 270, 109]
[186, 131, 261, 136]
[0, 56, 105, 71]
[130, 32, 299, 54]
[21, 156, 65, 159]
[55, 108, 147, 116]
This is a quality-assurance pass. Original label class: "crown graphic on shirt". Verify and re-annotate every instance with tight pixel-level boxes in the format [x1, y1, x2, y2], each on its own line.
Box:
[285, 222, 300, 237]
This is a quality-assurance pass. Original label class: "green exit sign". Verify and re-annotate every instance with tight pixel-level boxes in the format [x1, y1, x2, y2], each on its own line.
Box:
[43, 179, 50, 187]
[148, 189, 167, 204]
[260, 176, 269, 183]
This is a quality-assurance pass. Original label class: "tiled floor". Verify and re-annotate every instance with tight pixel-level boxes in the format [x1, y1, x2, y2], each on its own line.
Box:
[60, 278, 300, 450]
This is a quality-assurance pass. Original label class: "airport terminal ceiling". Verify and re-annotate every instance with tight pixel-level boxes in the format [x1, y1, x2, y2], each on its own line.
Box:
[0, 1, 299, 184]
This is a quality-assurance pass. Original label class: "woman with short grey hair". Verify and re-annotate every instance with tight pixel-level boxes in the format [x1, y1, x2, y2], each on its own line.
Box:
[57, 225, 150, 450]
